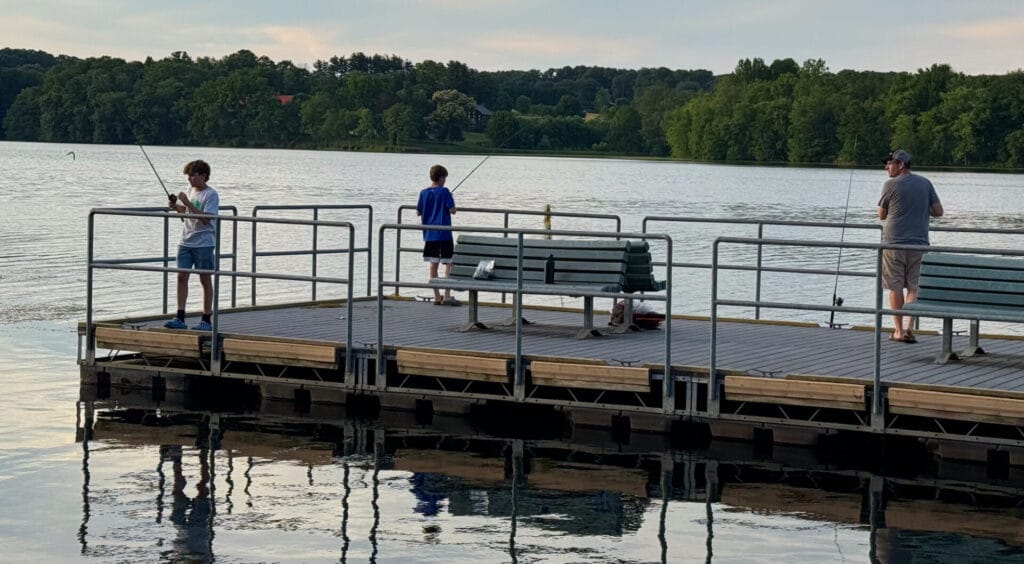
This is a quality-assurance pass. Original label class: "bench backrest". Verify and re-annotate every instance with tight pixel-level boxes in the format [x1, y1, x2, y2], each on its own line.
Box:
[451, 235, 632, 291]
[918, 253, 1024, 309]
[624, 246, 664, 292]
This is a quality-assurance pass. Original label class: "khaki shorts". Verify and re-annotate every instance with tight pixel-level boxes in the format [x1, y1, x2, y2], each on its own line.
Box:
[882, 249, 925, 290]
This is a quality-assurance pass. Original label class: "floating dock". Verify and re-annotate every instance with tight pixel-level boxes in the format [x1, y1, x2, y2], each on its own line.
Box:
[79, 206, 1024, 465]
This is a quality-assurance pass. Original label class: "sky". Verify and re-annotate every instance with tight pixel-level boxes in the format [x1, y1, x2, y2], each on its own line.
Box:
[3, 0, 1023, 75]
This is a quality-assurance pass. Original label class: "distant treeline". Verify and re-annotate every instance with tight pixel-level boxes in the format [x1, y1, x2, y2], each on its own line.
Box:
[2, 47, 1022, 167]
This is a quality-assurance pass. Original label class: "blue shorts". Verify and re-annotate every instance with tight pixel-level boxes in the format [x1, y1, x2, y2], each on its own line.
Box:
[177, 246, 216, 270]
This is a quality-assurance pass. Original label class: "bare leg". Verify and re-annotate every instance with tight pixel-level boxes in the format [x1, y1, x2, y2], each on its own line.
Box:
[198, 273, 213, 315]
[176, 272, 190, 312]
[903, 288, 918, 337]
[442, 262, 453, 301]
[428, 262, 441, 302]
[889, 288, 906, 339]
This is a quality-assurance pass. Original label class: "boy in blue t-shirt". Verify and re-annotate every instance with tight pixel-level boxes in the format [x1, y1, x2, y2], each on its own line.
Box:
[416, 164, 459, 305]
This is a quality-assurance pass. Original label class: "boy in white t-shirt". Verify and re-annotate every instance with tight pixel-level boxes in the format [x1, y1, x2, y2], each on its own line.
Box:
[164, 159, 220, 330]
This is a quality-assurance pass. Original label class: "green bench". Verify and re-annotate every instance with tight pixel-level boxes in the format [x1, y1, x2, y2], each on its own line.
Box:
[903, 252, 1024, 363]
[429, 235, 662, 338]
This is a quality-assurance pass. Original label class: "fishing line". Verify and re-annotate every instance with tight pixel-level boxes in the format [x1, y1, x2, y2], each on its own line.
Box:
[828, 136, 858, 329]
[450, 122, 531, 194]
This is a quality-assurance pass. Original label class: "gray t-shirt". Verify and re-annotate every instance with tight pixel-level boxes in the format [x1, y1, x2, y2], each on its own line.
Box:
[877, 173, 940, 245]
[180, 185, 219, 247]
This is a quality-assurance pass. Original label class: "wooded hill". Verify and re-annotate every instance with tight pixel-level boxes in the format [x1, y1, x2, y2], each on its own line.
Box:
[2, 47, 1022, 168]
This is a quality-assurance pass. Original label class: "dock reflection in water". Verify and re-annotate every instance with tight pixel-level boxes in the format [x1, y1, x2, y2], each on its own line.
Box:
[74, 395, 1024, 563]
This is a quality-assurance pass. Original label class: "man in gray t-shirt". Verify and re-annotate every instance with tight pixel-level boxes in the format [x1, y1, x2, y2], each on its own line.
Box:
[877, 149, 943, 342]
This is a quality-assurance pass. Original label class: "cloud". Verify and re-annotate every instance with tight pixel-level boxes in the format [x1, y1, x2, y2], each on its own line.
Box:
[944, 18, 1024, 40]
[471, 31, 652, 68]
[255, 26, 333, 63]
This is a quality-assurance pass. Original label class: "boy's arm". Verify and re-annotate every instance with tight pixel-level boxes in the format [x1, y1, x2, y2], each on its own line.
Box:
[176, 191, 214, 225]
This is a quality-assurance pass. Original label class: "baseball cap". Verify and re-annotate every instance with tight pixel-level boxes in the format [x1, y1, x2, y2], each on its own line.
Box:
[883, 149, 911, 165]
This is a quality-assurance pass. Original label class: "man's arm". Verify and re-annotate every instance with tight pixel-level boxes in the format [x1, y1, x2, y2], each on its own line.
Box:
[877, 207, 887, 220]
[930, 202, 943, 217]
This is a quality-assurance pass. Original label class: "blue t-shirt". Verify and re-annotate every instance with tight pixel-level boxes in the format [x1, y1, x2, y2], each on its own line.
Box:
[416, 186, 455, 242]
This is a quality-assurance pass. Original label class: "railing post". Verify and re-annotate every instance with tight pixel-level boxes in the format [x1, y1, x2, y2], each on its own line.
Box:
[755, 224, 764, 320]
[708, 239, 721, 417]
[163, 215, 170, 314]
[513, 233, 525, 401]
[312, 208, 319, 301]
[210, 229, 222, 376]
[663, 237, 674, 414]
[230, 207, 238, 307]
[345, 224, 355, 379]
[376, 225, 387, 389]
[393, 207, 405, 297]
[250, 209, 258, 306]
[871, 248, 885, 431]
[86, 211, 96, 364]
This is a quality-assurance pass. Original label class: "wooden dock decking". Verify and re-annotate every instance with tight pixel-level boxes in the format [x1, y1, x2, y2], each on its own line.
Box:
[82, 296, 1024, 450]
[103, 297, 1024, 393]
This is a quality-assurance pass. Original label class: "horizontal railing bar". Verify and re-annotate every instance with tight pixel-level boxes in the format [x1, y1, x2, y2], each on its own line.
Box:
[92, 263, 352, 285]
[253, 247, 369, 258]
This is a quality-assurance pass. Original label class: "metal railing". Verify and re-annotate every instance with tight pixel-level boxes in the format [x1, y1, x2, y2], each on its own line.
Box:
[376, 223, 674, 410]
[393, 205, 622, 297]
[708, 236, 1024, 428]
[643, 216, 1024, 322]
[643, 216, 880, 319]
[251, 205, 373, 303]
[85, 209, 357, 377]
[109, 206, 240, 312]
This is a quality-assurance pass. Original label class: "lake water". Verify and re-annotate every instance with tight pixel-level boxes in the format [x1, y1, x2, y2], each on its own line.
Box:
[2, 141, 1023, 562]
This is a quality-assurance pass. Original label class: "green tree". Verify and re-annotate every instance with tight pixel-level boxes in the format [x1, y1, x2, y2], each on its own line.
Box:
[383, 102, 415, 146]
[604, 105, 644, 153]
[427, 89, 475, 141]
[186, 68, 280, 146]
[2, 85, 42, 140]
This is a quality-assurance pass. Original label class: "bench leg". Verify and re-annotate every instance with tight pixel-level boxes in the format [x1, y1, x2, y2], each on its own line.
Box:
[960, 319, 986, 358]
[935, 318, 960, 364]
[460, 290, 488, 332]
[576, 297, 603, 339]
[497, 293, 532, 327]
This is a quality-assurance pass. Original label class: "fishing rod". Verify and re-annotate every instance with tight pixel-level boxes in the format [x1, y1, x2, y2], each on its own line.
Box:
[116, 106, 178, 206]
[450, 122, 530, 194]
[827, 136, 858, 329]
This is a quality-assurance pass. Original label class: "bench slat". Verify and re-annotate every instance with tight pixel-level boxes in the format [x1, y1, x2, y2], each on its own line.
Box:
[925, 252, 1024, 270]
[454, 243, 629, 262]
[448, 265, 625, 286]
[921, 264, 1024, 283]
[904, 300, 1024, 319]
[914, 288, 1024, 308]
[453, 256, 628, 273]
[919, 276, 1024, 294]
[457, 234, 638, 251]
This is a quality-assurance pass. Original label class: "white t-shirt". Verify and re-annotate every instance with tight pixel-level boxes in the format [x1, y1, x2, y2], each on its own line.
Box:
[180, 185, 219, 247]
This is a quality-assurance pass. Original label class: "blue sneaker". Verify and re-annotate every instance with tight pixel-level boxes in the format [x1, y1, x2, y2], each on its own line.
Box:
[191, 320, 212, 331]
[164, 318, 187, 329]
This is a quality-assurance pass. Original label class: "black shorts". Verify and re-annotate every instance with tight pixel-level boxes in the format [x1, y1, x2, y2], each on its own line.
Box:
[423, 240, 454, 264]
